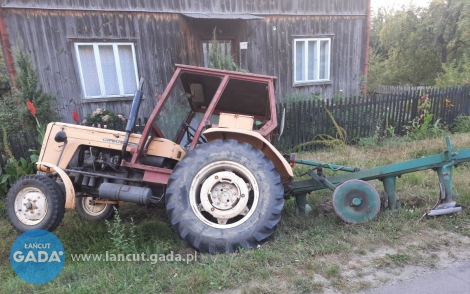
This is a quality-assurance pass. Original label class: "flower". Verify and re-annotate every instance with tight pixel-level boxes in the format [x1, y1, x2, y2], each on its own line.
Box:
[82, 119, 87, 124]
[421, 94, 428, 103]
[92, 108, 102, 117]
[26, 100, 37, 116]
[85, 108, 123, 130]
[25, 99, 44, 144]
[445, 98, 453, 107]
[72, 111, 80, 124]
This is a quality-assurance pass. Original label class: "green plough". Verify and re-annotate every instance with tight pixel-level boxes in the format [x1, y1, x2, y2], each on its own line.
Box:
[289, 137, 463, 223]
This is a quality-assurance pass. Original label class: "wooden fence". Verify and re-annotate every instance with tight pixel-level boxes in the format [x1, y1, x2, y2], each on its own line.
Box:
[1, 87, 470, 170]
[0, 131, 40, 172]
[275, 86, 470, 151]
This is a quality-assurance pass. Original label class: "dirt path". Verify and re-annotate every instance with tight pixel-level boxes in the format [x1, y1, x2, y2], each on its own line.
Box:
[361, 261, 470, 294]
[322, 229, 470, 293]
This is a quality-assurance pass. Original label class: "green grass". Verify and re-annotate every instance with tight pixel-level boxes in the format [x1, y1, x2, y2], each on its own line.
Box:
[1, 133, 470, 293]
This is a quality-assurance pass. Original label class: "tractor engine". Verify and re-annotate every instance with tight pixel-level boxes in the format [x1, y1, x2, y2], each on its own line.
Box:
[82, 148, 121, 173]
[67, 146, 165, 206]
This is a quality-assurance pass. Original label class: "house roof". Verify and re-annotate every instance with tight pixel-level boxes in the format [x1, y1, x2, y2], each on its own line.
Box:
[0, 0, 369, 16]
[181, 13, 263, 20]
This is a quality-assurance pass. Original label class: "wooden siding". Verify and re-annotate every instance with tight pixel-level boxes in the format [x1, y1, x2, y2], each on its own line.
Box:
[244, 16, 366, 100]
[4, 11, 192, 123]
[1, 0, 368, 122]
[2, 0, 367, 15]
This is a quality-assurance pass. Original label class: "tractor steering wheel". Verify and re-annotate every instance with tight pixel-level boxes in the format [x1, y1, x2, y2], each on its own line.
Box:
[183, 123, 207, 146]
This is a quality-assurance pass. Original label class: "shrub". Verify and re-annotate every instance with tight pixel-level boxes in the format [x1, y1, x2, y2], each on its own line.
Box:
[435, 54, 470, 87]
[0, 95, 24, 134]
[207, 28, 247, 72]
[0, 127, 37, 197]
[0, 50, 57, 136]
[450, 115, 470, 133]
[14, 50, 59, 129]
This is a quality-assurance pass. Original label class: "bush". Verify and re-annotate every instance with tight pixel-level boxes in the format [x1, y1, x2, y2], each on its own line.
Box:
[450, 115, 470, 133]
[0, 95, 24, 134]
[207, 28, 247, 72]
[435, 54, 470, 87]
[0, 127, 37, 197]
[14, 50, 59, 130]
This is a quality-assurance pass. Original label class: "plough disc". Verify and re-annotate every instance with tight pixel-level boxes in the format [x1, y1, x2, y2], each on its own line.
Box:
[332, 180, 381, 224]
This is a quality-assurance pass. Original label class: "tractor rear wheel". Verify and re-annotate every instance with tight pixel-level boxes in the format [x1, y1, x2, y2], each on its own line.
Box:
[6, 175, 65, 232]
[166, 139, 284, 253]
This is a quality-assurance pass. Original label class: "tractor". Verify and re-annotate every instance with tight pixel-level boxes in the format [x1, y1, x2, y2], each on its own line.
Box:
[8, 64, 464, 253]
[6, 65, 293, 253]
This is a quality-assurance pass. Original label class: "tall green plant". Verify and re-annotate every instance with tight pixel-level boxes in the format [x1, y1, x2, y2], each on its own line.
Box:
[105, 208, 138, 253]
[14, 50, 58, 129]
[207, 28, 246, 72]
[289, 107, 347, 151]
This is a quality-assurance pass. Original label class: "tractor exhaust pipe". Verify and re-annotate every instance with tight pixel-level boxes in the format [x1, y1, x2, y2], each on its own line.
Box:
[98, 182, 152, 205]
[122, 77, 144, 157]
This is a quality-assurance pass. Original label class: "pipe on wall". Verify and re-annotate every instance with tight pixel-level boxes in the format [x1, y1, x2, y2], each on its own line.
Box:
[0, 5, 16, 89]
[362, 0, 371, 95]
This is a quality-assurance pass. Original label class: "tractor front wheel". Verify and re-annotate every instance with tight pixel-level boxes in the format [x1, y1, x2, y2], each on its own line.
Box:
[166, 140, 284, 253]
[6, 175, 65, 232]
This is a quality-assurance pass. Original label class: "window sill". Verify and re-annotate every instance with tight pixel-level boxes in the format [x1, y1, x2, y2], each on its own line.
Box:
[82, 96, 138, 103]
[293, 81, 332, 87]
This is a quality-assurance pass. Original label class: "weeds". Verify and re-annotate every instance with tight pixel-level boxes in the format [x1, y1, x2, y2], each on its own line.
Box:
[290, 107, 347, 151]
[404, 94, 447, 140]
[105, 208, 137, 253]
[450, 115, 470, 133]
[0, 127, 37, 195]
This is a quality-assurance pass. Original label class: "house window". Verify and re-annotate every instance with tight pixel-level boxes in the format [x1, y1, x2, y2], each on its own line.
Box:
[294, 38, 331, 84]
[74, 43, 138, 98]
[202, 39, 233, 67]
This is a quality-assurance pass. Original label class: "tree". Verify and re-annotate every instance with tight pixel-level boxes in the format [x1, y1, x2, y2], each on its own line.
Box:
[367, 0, 470, 90]
[435, 53, 470, 86]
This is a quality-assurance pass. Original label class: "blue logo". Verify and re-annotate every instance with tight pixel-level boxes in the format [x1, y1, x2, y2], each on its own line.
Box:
[10, 229, 65, 284]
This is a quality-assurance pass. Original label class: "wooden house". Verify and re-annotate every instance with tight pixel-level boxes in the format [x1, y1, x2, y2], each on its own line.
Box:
[0, 0, 371, 123]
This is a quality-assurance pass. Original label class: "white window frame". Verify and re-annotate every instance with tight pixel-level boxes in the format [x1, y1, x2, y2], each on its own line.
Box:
[74, 42, 139, 98]
[293, 38, 331, 84]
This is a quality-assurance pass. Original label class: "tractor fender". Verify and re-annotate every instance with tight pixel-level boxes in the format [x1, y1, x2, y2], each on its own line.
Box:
[37, 162, 75, 209]
[203, 128, 294, 183]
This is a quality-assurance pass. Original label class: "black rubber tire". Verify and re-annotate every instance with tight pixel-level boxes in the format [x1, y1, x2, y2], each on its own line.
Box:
[166, 139, 284, 253]
[75, 196, 116, 221]
[6, 175, 65, 233]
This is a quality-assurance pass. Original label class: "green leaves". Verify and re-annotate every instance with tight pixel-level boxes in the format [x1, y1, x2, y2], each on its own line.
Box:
[13, 49, 58, 132]
[207, 27, 247, 73]
[369, 0, 470, 90]
[0, 127, 39, 196]
[0, 157, 34, 194]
